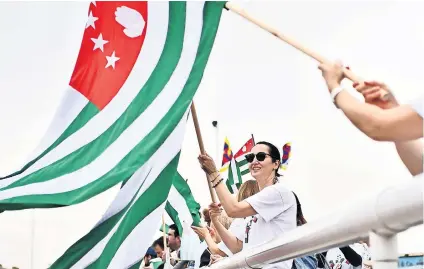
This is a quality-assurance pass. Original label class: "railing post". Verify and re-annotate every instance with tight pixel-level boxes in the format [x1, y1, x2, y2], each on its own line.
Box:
[369, 232, 398, 269]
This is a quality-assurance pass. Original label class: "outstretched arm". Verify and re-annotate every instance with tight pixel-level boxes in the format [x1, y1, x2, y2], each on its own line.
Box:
[318, 62, 423, 142]
[395, 140, 423, 176]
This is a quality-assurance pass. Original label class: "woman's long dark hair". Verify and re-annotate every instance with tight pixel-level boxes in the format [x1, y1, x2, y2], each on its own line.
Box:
[292, 192, 307, 226]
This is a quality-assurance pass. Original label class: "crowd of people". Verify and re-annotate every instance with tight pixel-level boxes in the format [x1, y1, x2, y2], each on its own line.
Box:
[140, 63, 422, 269]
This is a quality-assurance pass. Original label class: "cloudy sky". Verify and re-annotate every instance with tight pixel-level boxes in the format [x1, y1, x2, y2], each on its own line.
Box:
[0, 1, 423, 268]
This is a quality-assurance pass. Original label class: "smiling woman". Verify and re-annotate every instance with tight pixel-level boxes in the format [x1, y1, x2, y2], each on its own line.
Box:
[198, 141, 297, 269]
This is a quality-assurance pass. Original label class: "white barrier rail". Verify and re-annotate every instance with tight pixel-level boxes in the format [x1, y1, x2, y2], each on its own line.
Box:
[209, 178, 423, 269]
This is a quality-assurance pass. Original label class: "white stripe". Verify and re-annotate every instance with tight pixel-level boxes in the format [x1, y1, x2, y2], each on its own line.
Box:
[167, 185, 193, 225]
[235, 154, 247, 162]
[230, 159, 239, 181]
[231, 184, 238, 194]
[69, 109, 189, 268]
[26, 87, 88, 162]
[238, 163, 249, 173]
[0, 2, 169, 188]
[93, 164, 153, 228]
[107, 202, 166, 269]
[0, 1, 205, 197]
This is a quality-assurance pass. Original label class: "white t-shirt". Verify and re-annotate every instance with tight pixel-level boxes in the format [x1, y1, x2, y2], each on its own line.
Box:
[241, 182, 297, 269]
[409, 94, 424, 118]
[217, 217, 246, 257]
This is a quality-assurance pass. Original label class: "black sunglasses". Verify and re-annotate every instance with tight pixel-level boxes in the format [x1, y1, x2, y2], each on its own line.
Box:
[245, 152, 273, 163]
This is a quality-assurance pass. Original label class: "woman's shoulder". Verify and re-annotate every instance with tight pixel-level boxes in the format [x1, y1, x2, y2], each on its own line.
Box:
[267, 183, 296, 208]
[272, 183, 295, 197]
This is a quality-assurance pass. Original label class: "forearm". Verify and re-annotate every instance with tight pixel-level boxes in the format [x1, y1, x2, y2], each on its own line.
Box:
[208, 172, 238, 215]
[204, 235, 225, 256]
[395, 139, 423, 176]
[334, 89, 422, 141]
[334, 90, 388, 139]
[212, 218, 242, 254]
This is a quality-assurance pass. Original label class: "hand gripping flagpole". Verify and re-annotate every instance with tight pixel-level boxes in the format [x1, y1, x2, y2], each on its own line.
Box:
[190, 102, 218, 203]
[224, 2, 390, 101]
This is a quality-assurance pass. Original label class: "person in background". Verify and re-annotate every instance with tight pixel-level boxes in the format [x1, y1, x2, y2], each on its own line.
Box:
[318, 61, 423, 177]
[192, 213, 233, 266]
[198, 141, 297, 269]
[166, 224, 181, 266]
[203, 208, 211, 227]
[208, 179, 260, 260]
[152, 237, 165, 259]
[193, 180, 260, 266]
[140, 247, 157, 269]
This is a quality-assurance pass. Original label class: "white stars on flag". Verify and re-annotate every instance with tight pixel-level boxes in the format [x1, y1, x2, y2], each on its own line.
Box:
[105, 51, 120, 69]
[86, 11, 98, 29]
[91, 33, 109, 52]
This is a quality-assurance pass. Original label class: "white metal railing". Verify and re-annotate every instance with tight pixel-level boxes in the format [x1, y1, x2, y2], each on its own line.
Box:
[209, 178, 423, 269]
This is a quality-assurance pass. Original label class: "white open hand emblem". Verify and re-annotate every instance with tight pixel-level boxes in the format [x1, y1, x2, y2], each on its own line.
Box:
[115, 6, 145, 38]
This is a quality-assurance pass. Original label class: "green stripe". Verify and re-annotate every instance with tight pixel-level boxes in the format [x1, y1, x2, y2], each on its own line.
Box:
[173, 172, 201, 227]
[227, 158, 243, 192]
[241, 169, 250, 176]
[237, 159, 248, 167]
[226, 179, 234, 194]
[227, 161, 235, 193]
[91, 155, 180, 268]
[159, 223, 170, 233]
[165, 201, 183, 237]
[0, 1, 225, 211]
[0, 103, 98, 180]
[2, 2, 186, 191]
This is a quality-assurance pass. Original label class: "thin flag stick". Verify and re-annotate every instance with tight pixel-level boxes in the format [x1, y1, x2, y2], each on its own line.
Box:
[190, 102, 218, 203]
[224, 2, 389, 100]
[162, 214, 167, 250]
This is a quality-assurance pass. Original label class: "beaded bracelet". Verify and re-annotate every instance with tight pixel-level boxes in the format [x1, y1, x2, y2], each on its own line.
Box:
[212, 178, 223, 188]
[210, 173, 221, 184]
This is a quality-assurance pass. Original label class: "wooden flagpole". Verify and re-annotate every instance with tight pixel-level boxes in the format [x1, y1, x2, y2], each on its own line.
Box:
[190, 102, 218, 203]
[224, 2, 390, 100]
[162, 214, 167, 250]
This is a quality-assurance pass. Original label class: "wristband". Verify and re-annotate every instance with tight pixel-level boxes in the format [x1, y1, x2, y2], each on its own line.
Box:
[330, 86, 345, 108]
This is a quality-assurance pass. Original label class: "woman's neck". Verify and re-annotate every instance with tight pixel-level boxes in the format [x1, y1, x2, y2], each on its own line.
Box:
[256, 173, 275, 190]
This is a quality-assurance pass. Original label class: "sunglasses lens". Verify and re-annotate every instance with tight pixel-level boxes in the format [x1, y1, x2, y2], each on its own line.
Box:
[256, 152, 266, 161]
[245, 153, 254, 163]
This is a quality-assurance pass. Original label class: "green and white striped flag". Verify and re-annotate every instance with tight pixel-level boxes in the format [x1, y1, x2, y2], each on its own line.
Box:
[165, 173, 201, 236]
[225, 137, 255, 193]
[0, 1, 225, 212]
[50, 158, 173, 268]
[225, 159, 242, 194]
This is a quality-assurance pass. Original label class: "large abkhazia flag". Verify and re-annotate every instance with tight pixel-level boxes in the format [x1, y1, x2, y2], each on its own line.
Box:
[0, 1, 225, 212]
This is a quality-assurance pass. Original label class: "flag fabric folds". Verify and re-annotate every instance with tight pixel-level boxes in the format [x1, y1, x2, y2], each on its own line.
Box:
[0, 1, 225, 215]
[3, 1, 225, 268]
